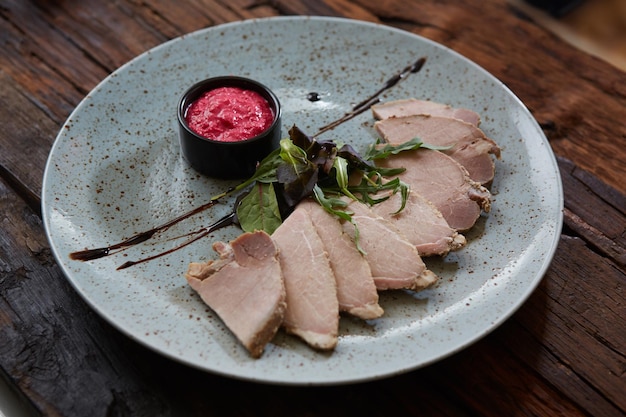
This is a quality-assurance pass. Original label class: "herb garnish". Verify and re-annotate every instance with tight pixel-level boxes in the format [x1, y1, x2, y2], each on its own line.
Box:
[234, 126, 446, 243]
[364, 136, 451, 160]
[236, 182, 282, 235]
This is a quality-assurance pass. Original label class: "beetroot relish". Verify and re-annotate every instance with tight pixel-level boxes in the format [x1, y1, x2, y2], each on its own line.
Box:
[184, 86, 274, 142]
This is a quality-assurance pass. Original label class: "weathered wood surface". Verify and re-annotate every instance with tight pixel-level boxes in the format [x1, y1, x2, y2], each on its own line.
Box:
[1, 0, 624, 416]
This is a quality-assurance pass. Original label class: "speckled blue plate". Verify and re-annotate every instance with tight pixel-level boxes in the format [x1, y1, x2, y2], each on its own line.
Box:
[41, 16, 563, 385]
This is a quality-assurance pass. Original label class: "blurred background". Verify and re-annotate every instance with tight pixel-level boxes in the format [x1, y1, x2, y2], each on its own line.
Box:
[515, 0, 626, 70]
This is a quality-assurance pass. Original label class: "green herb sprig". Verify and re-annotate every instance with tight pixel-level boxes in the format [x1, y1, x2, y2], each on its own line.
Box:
[365, 136, 451, 160]
[235, 125, 427, 240]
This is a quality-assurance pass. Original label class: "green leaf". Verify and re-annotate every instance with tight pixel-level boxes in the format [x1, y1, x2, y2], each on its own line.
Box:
[385, 178, 410, 214]
[237, 182, 282, 235]
[399, 181, 410, 213]
[278, 163, 319, 207]
[234, 148, 282, 191]
[279, 138, 313, 175]
[364, 137, 451, 160]
[332, 156, 358, 201]
[369, 166, 406, 177]
[289, 125, 338, 174]
[313, 185, 350, 220]
[312, 185, 365, 255]
[276, 138, 319, 207]
[326, 172, 408, 213]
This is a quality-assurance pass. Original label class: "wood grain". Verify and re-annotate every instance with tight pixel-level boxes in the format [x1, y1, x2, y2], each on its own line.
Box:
[509, 0, 626, 71]
[0, 72, 55, 211]
[1, 0, 625, 416]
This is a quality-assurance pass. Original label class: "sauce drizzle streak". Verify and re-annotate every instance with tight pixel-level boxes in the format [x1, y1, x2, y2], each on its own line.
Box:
[115, 211, 237, 270]
[69, 194, 225, 262]
[69, 57, 427, 269]
[314, 57, 426, 137]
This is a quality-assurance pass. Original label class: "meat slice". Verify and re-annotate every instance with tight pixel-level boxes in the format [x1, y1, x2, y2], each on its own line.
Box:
[372, 98, 481, 126]
[185, 231, 286, 358]
[374, 114, 501, 185]
[272, 206, 339, 350]
[343, 199, 438, 291]
[370, 189, 466, 256]
[299, 199, 383, 320]
[377, 149, 491, 231]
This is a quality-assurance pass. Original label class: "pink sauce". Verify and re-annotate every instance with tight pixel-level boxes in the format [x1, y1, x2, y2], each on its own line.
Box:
[185, 86, 275, 142]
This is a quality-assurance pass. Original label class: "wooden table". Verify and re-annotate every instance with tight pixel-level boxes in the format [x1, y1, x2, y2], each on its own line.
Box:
[1, 1, 624, 416]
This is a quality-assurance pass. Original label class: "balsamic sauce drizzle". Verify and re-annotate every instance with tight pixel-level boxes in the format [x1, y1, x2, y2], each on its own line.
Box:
[115, 211, 237, 270]
[69, 57, 427, 269]
[314, 57, 426, 137]
[69, 193, 226, 262]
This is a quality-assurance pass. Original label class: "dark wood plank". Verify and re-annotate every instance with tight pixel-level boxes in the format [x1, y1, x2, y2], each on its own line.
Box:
[267, 0, 334, 16]
[0, 178, 151, 415]
[515, 238, 625, 416]
[499, 314, 623, 417]
[560, 158, 626, 238]
[1, 1, 109, 121]
[535, 238, 625, 413]
[0, 72, 58, 204]
[124, 0, 222, 38]
[559, 156, 626, 267]
[1, 1, 625, 416]
[0, 177, 183, 416]
[422, 232, 626, 416]
[24, 0, 165, 71]
[428, 332, 590, 417]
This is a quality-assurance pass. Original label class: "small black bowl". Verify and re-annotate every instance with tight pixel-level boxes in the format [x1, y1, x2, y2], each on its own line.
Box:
[177, 76, 282, 179]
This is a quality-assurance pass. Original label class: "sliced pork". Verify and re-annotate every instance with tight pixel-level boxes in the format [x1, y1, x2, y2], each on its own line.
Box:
[185, 231, 286, 358]
[372, 98, 481, 126]
[272, 206, 339, 350]
[377, 149, 491, 231]
[370, 189, 466, 256]
[299, 199, 384, 320]
[374, 114, 501, 185]
[343, 199, 438, 291]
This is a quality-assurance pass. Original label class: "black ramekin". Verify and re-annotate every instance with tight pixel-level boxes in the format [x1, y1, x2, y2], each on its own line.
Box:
[177, 76, 282, 179]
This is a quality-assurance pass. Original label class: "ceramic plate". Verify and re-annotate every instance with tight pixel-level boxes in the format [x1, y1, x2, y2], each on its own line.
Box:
[42, 16, 563, 385]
